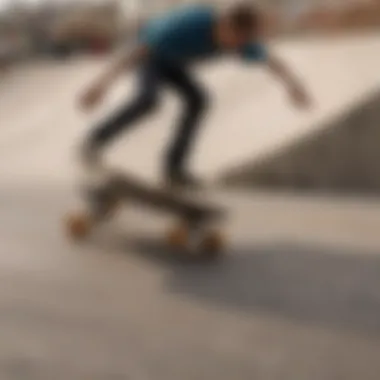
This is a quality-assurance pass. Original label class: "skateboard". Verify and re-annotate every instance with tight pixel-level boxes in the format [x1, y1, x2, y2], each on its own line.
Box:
[65, 168, 226, 260]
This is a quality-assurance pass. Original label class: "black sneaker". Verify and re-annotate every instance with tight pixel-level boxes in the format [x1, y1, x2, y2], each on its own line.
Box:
[166, 170, 203, 190]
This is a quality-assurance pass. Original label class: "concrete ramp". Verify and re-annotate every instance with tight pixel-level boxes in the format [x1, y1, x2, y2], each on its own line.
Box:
[219, 87, 380, 194]
[2, 34, 380, 380]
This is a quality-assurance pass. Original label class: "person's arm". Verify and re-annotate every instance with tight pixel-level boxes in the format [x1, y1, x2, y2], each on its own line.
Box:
[80, 44, 149, 110]
[240, 42, 312, 109]
[265, 53, 312, 109]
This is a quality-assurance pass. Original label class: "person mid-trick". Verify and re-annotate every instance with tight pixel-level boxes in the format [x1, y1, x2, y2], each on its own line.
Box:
[80, 2, 312, 188]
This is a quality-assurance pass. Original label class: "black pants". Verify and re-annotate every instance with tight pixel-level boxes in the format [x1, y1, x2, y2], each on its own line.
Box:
[89, 60, 208, 175]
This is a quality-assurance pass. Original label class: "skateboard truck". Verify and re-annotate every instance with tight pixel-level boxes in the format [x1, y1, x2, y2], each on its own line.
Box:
[65, 169, 226, 260]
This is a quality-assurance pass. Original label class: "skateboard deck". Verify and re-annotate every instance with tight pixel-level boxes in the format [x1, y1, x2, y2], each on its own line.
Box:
[65, 168, 226, 260]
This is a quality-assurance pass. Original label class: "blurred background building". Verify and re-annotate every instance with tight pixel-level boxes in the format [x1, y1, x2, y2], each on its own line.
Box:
[1, 0, 380, 68]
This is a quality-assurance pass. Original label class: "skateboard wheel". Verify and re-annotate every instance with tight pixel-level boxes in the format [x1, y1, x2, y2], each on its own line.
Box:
[65, 213, 92, 240]
[166, 224, 189, 249]
[200, 230, 224, 259]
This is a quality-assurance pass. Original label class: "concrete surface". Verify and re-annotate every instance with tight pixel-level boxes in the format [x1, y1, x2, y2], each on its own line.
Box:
[220, 87, 380, 194]
[1, 33, 380, 380]
[213, 32, 380, 184]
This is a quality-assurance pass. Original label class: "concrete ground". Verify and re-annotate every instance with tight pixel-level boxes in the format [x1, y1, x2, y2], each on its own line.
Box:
[1, 33, 380, 380]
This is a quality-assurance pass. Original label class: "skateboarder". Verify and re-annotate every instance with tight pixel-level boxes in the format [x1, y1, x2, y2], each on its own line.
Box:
[79, 2, 312, 187]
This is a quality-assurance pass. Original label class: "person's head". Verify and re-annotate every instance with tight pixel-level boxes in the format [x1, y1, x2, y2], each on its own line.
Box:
[216, 2, 264, 49]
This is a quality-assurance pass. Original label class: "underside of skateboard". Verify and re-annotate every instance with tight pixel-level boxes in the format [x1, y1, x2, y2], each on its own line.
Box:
[64, 175, 226, 261]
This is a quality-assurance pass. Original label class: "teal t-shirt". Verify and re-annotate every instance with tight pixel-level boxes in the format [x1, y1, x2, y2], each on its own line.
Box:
[138, 5, 267, 65]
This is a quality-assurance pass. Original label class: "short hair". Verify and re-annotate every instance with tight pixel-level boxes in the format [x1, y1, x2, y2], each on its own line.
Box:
[228, 2, 261, 35]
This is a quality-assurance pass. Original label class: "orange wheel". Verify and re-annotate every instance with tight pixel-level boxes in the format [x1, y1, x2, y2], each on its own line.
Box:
[65, 212, 92, 241]
[166, 223, 189, 249]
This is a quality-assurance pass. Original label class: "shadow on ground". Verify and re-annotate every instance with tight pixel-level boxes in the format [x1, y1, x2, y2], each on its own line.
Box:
[2, 184, 380, 338]
[111, 234, 380, 337]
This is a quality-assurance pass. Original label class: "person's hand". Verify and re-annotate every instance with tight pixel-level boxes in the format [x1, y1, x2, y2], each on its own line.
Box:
[289, 84, 312, 110]
[80, 83, 107, 111]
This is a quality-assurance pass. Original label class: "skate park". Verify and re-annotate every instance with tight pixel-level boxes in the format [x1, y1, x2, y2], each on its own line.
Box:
[1, 1, 380, 379]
